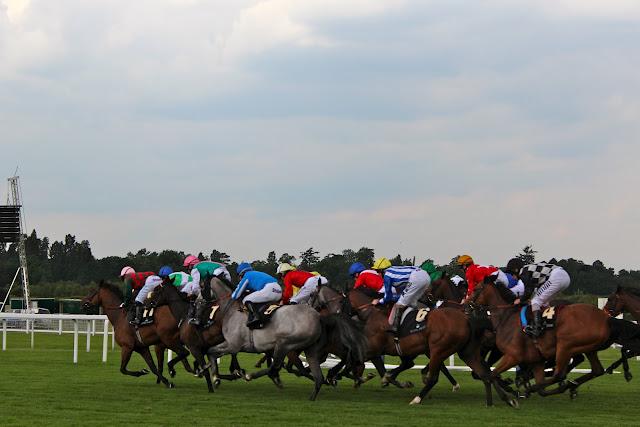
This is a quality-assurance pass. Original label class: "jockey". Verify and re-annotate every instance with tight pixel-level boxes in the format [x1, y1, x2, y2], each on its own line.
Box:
[457, 255, 511, 302]
[420, 261, 443, 282]
[371, 257, 431, 335]
[120, 266, 155, 307]
[349, 262, 384, 294]
[505, 258, 571, 337]
[166, 271, 199, 297]
[277, 263, 328, 305]
[183, 255, 232, 325]
[133, 266, 170, 325]
[232, 262, 282, 328]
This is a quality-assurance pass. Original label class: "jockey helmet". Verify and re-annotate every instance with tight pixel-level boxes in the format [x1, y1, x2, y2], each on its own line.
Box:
[237, 262, 253, 275]
[120, 266, 135, 278]
[276, 263, 296, 275]
[457, 255, 474, 267]
[183, 254, 200, 268]
[372, 257, 392, 271]
[505, 258, 524, 275]
[158, 266, 173, 278]
[348, 262, 366, 277]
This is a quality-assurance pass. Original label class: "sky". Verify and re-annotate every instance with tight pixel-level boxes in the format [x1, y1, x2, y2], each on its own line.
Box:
[1, 0, 639, 270]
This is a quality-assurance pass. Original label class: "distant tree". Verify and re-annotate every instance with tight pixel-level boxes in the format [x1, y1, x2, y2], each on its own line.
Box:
[355, 247, 375, 268]
[278, 253, 296, 264]
[299, 247, 320, 270]
[517, 245, 537, 264]
[210, 249, 231, 264]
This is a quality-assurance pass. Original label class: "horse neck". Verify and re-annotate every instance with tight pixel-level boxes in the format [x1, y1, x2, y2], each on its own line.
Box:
[621, 293, 640, 321]
[99, 290, 126, 326]
[480, 286, 516, 330]
[164, 289, 189, 320]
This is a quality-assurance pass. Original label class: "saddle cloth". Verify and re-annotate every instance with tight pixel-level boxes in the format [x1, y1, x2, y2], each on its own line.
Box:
[397, 307, 431, 338]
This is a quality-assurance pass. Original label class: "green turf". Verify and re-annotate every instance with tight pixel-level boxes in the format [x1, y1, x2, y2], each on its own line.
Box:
[0, 333, 638, 426]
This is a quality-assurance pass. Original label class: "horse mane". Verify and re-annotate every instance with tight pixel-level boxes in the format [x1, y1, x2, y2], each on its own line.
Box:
[353, 287, 381, 299]
[492, 281, 516, 304]
[622, 287, 640, 298]
[99, 280, 124, 301]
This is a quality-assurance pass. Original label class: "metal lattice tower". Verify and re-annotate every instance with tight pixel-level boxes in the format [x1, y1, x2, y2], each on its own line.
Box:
[6, 175, 30, 311]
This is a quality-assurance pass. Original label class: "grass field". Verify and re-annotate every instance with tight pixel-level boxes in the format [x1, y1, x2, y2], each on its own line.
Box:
[0, 333, 638, 426]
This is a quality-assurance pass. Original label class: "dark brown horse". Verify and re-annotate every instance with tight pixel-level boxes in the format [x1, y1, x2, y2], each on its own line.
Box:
[82, 282, 193, 387]
[346, 288, 515, 406]
[603, 286, 640, 379]
[146, 281, 248, 392]
[470, 279, 640, 398]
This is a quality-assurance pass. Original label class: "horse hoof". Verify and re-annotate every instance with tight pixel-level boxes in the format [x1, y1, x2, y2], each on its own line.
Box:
[167, 382, 175, 389]
[508, 398, 519, 409]
[404, 381, 414, 389]
[624, 372, 633, 382]
[452, 384, 460, 392]
[169, 370, 176, 378]
[366, 373, 376, 381]
[244, 374, 252, 382]
[569, 389, 578, 400]
[409, 396, 422, 405]
[214, 379, 221, 389]
[140, 369, 150, 375]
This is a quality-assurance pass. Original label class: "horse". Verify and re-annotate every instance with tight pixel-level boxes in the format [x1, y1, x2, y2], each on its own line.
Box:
[603, 286, 640, 380]
[469, 279, 640, 398]
[145, 282, 246, 392]
[345, 287, 515, 406]
[82, 282, 194, 387]
[204, 278, 367, 401]
[315, 285, 457, 390]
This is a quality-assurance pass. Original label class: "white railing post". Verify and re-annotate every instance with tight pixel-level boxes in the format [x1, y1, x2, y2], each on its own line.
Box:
[2, 319, 6, 351]
[449, 355, 454, 367]
[58, 319, 63, 335]
[86, 320, 91, 352]
[168, 349, 173, 362]
[73, 319, 79, 364]
[30, 319, 35, 349]
[102, 319, 109, 363]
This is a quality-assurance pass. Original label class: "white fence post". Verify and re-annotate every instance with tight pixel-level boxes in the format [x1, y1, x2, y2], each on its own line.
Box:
[58, 319, 63, 335]
[168, 349, 173, 362]
[30, 320, 35, 349]
[2, 319, 6, 351]
[102, 319, 109, 363]
[86, 320, 91, 352]
[73, 319, 79, 364]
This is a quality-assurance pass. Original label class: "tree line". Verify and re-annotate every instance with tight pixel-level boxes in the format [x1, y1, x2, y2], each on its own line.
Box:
[1, 231, 639, 299]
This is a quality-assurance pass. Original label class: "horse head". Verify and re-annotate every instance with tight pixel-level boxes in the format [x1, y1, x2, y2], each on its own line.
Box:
[314, 285, 345, 315]
[82, 288, 100, 312]
[604, 286, 625, 317]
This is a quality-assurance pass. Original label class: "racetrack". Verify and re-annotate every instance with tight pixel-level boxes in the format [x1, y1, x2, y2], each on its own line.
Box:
[1, 333, 638, 426]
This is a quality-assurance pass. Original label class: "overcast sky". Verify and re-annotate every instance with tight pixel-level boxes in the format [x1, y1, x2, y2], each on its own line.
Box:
[1, 0, 638, 269]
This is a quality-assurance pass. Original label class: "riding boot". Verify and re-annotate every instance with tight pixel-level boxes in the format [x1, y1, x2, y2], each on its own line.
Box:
[245, 302, 262, 329]
[526, 310, 543, 337]
[188, 302, 201, 326]
[388, 305, 405, 335]
[132, 302, 144, 325]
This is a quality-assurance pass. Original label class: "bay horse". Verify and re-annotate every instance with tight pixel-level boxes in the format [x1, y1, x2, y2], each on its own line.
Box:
[470, 279, 640, 398]
[603, 286, 640, 379]
[146, 281, 249, 392]
[346, 288, 516, 406]
[204, 279, 367, 401]
[315, 285, 457, 390]
[82, 282, 194, 387]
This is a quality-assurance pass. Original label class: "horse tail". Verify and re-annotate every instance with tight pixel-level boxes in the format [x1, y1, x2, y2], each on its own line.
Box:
[608, 317, 640, 353]
[320, 314, 367, 367]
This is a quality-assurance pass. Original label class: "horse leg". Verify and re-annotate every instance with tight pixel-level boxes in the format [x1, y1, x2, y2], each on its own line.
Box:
[190, 347, 214, 392]
[167, 345, 193, 377]
[410, 357, 442, 405]
[383, 356, 415, 389]
[255, 353, 268, 368]
[562, 352, 605, 398]
[440, 364, 460, 392]
[120, 345, 150, 377]
[229, 353, 245, 378]
[326, 360, 345, 386]
[304, 348, 325, 401]
[138, 347, 174, 388]
[487, 353, 525, 407]
[155, 345, 165, 384]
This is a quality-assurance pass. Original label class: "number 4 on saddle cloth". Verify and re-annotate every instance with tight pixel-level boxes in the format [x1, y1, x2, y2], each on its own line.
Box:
[519, 305, 565, 334]
[396, 307, 432, 338]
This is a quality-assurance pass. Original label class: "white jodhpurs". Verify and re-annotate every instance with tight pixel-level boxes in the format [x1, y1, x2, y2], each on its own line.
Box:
[396, 269, 431, 308]
[289, 276, 328, 304]
[135, 276, 163, 304]
[243, 283, 283, 305]
[530, 268, 570, 311]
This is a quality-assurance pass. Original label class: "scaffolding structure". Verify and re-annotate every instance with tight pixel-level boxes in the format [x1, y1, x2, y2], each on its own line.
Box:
[1, 175, 30, 312]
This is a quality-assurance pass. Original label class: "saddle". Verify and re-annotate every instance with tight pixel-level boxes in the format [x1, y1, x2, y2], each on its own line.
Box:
[519, 305, 565, 334]
[246, 303, 283, 329]
[397, 307, 431, 338]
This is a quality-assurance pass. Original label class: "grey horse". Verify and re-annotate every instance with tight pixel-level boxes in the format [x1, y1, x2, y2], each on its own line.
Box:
[205, 278, 362, 401]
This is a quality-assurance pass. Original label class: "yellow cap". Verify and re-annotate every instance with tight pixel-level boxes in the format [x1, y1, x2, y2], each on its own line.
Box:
[372, 257, 392, 270]
[457, 255, 474, 266]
